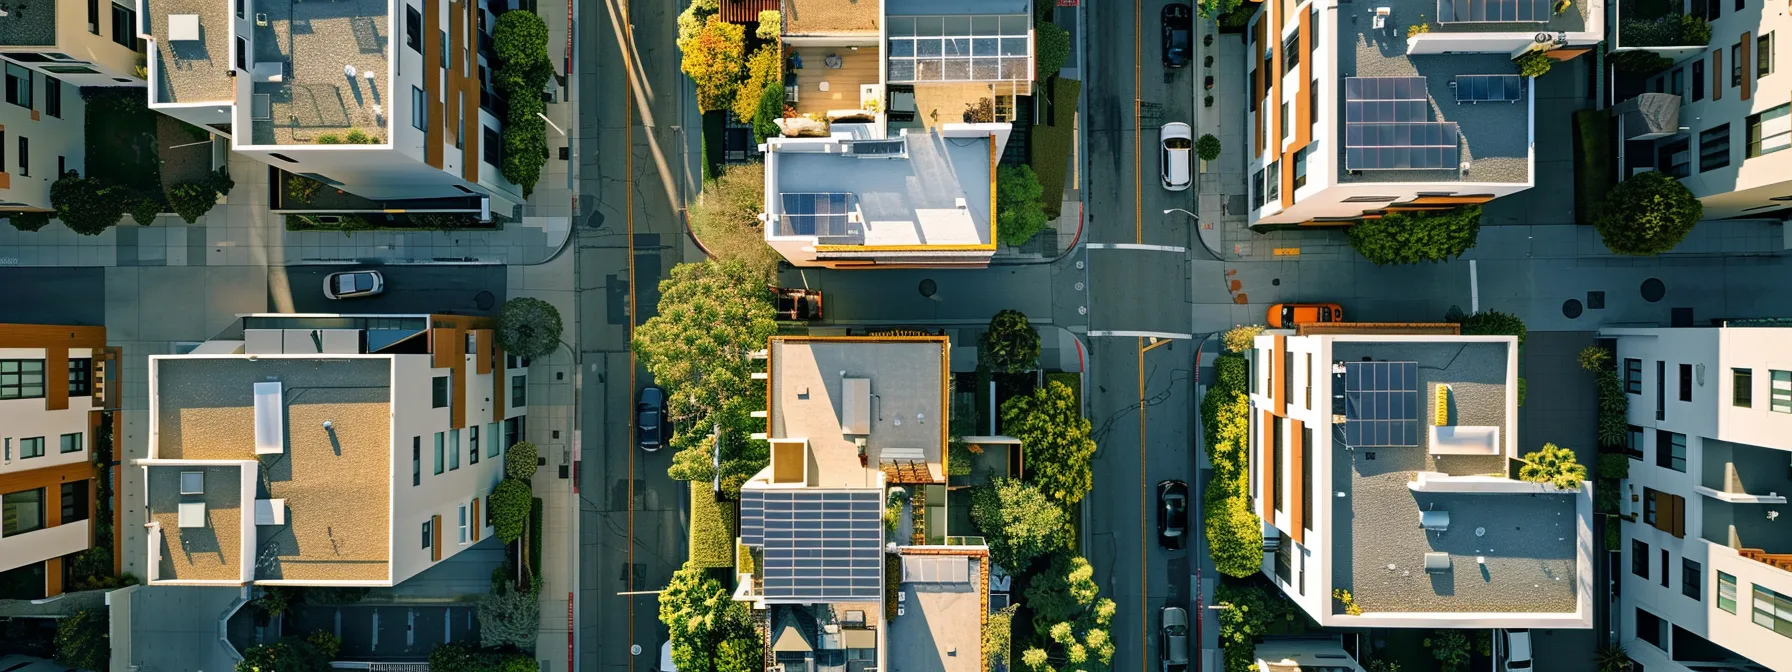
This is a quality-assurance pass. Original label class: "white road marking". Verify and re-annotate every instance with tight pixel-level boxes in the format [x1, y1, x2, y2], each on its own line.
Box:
[1470, 259, 1480, 314]
[1086, 243, 1188, 253]
[1087, 330, 1195, 339]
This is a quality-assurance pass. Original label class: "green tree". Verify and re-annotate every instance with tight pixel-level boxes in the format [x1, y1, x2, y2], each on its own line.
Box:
[236, 637, 330, 672]
[477, 581, 540, 651]
[1020, 557, 1116, 672]
[716, 636, 762, 672]
[1207, 496, 1266, 577]
[1001, 381, 1096, 505]
[660, 561, 754, 672]
[1215, 580, 1300, 672]
[1519, 443, 1588, 491]
[490, 478, 533, 543]
[732, 45, 783, 124]
[1347, 206, 1482, 265]
[971, 478, 1071, 570]
[1594, 645, 1635, 672]
[7, 211, 51, 231]
[1023, 554, 1100, 628]
[305, 630, 342, 660]
[982, 309, 1041, 373]
[689, 162, 781, 277]
[493, 11, 552, 95]
[1426, 630, 1472, 672]
[680, 16, 747, 113]
[1035, 20, 1070, 77]
[1451, 309, 1527, 347]
[755, 10, 781, 40]
[633, 260, 779, 437]
[677, 0, 720, 44]
[1199, 0, 1244, 20]
[51, 171, 125, 236]
[1221, 325, 1263, 354]
[985, 605, 1017, 672]
[1197, 134, 1222, 162]
[54, 609, 109, 672]
[1516, 50, 1553, 77]
[751, 80, 784, 144]
[497, 297, 564, 359]
[997, 164, 1049, 246]
[1594, 170, 1703, 255]
[506, 441, 540, 480]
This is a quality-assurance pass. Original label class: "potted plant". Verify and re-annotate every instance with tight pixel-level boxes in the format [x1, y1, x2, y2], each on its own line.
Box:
[1204, 95, 1214, 107]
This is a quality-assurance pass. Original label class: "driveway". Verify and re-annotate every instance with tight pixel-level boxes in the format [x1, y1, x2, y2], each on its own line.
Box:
[273, 265, 507, 316]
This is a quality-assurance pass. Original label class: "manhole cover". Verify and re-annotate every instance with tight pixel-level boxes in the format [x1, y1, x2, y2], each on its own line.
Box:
[1563, 299, 1583, 319]
[918, 279, 937, 298]
[1641, 278, 1666, 302]
[475, 291, 495, 310]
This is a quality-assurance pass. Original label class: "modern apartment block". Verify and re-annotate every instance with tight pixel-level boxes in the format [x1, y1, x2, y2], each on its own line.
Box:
[0, 324, 120, 599]
[1605, 325, 1792, 672]
[759, 0, 1028, 268]
[0, 60, 88, 212]
[136, 313, 526, 587]
[1246, 326, 1593, 628]
[733, 335, 990, 672]
[0, 0, 149, 86]
[1244, 0, 1601, 228]
[1622, 3, 1792, 220]
[139, 0, 526, 212]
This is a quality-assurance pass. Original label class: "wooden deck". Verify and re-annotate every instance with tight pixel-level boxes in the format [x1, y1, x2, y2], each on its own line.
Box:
[788, 46, 880, 117]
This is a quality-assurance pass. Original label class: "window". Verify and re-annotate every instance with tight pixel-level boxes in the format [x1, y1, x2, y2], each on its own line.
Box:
[19, 437, 43, 459]
[421, 519, 432, 549]
[1760, 33, 1775, 76]
[412, 437, 421, 486]
[1279, 101, 1289, 143]
[412, 86, 426, 130]
[440, 30, 449, 69]
[484, 495, 494, 526]
[1735, 368, 1754, 407]
[1342, 195, 1399, 203]
[1671, 67, 1685, 97]
[67, 358, 91, 396]
[1680, 363, 1694, 401]
[1747, 104, 1790, 157]
[236, 0, 243, 18]
[469, 425, 479, 465]
[511, 374, 526, 408]
[1624, 359, 1642, 394]
[1637, 608, 1666, 649]
[88, 0, 98, 33]
[1683, 558, 1702, 600]
[4, 63, 30, 109]
[1657, 431, 1687, 472]
[235, 36, 246, 71]
[16, 135, 25, 177]
[1754, 585, 1792, 638]
[1626, 425, 1644, 459]
[2, 488, 45, 536]
[110, 3, 136, 49]
[483, 126, 502, 165]
[1772, 370, 1792, 413]
[488, 422, 501, 458]
[0, 360, 45, 399]
[457, 503, 469, 544]
[1707, 0, 1722, 21]
[60, 481, 88, 523]
[456, 92, 465, 148]
[1694, 60, 1707, 101]
[1701, 123, 1733, 172]
[432, 375, 449, 408]
[1658, 137, 1692, 178]
[1660, 549, 1670, 588]
[269, 153, 299, 164]
[44, 77, 59, 118]
[59, 432, 81, 454]
[1292, 145, 1311, 190]
[1632, 539, 1650, 578]
[448, 429, 460, 471]
[1657, 361, 1667, 420]
[504, 417, 521, 448]
[1732, 43, 1743, 87]
[1720, 572, 1738, 613]
[405, 6, 422, 52]
[1283, 36, 1299, 73]
[433, 432, 445, 474]
[1265, 161, 1280, 203]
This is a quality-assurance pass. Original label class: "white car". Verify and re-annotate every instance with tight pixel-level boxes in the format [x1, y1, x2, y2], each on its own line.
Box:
[1160, 122, 1193, 191]
[1501, 628, 1533, 672]
[323, 270, 385, 299]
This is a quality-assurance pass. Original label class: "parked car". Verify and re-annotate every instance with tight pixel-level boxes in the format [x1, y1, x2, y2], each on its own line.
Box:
[1160, 122, 1193, 192]
[1267, 302, 1344, 328]
[772, 287, 823, 321]
[1501, 629, 1533, 672]
[1162, 4, 1193, 68]
[1158, 480, 1189, 550]
[322, 270, 384, 300]
[1160, 606, 1189, 671]
[637, 386, 669, 451]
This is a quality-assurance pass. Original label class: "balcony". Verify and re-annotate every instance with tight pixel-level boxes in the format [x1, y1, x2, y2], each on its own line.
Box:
[1698, 439, 1792, 504]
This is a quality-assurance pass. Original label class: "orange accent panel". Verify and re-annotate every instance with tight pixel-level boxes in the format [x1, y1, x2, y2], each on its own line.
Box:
[1404, 195, 1496, 205]
[45, 557, 62, 596]
[432, 515, 443, 561]
[43, 346, 68, 411]
[470, 498, 481, 542]
[1271, 334, 1287, 416]
[0, 460, 93, 498]
[0, 324, 107, 349]
[30, 109, 38, 122]
[0, 172, 10, 189]
[1742, 32, 1753, 100]
[1294, 10, 1312, 149]
[1289, 418, 1305, 544]
[424, 0, 445, 170]
[1714, 50, 1723, 101]
[474, 329, 492, 374]
[1261, 411, 1277, 519]
[461, 0, 481, 182]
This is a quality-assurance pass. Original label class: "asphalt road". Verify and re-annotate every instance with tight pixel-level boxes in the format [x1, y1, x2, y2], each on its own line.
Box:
[271, 265, 507, 316]
[0, 267, 107, 325]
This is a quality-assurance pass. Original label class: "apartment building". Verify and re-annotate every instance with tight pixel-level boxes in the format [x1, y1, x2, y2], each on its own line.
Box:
[1255, 637, 1368, 672]
[759, 0, 1028, 268]
[1246, 326, 1593, 628]
[1606, 325, 1792, 672]
[1624, 2, 1792, 220]
[1244, 0, 1602, 228]
[0, 324, 120, 599]
[136, 313, 526, 587]
[733, 335, 989, 672]
[0, 60, 88, 212]
[139, 0, 525, 212]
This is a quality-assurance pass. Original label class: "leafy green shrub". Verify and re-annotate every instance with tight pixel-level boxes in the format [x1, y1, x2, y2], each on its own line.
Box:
[344, 129, 374, 144]
[1215, 580, 1299, 672]
[503, 93, 549, 196]
[1001, 381, 1096, 504]
[732, 45, 783, 126]
[55, 609, 109, 672]
[1623, 15, 1711, 46]
[493, 11, 552, 94]
[1347, 206, 1482, 265]
[8, 210, 51, 231]
[1453, 309, 1527, 348]
[51, 171, 125, 236]
[984, 605, 1016, 672]
[506, 441, 539, 481]
[982, 309, 1041, 374]
[1200, 0, 1244, 20]
[1579, 345, 1612, 372]
[1610, 49, 1673, 74]
[1596, 369, 1629, 448]
[429, 644, 541, 672]
[1516, 50, 1553, 77]
[996, 164, 1048, 247]
[717, 636, 762, 672]
[490, 478, 533, 543]
[497, 297, 564, 359]
[477, 580, 540, 651]
[1598, 452, 1630, 481]
[1208, 496, 1265, 577]
[689, 483, 738, 568]
[168, 181, 217, 224]
[1594, 170, 1703, 255]
[680, 16, 747, 113]
[1596, 645, 1636, 672]
[1222, 325, 1263, 354]
[1426, 631, 1472, 672]
[316, 134, 342, 144]
[1519, 443, 1589, 491]
[755, 10, 780, 40]
[126, 193, 163, 226]
[236, 637, 330, 672]
[752, 80, 784, 143]
[306, 630, 342, 660]
[1197, 134, 1222, 162]
[1035, 20, 1070, 77]
[661, 561, 755, 672]
[971, 478, 1071, 570]
[688, 162, 781, 277]
[286, 175, 324, 205]
[1213, 353, 1248, 392]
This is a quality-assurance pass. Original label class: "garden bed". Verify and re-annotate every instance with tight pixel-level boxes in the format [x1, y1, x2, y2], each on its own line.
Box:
[285, 213, 498, 234]
[689, 483, 738, 569]
[1029, 78, 1081, 219]
[1574, 110, 1614, 224]
[84, 88, 162, 192]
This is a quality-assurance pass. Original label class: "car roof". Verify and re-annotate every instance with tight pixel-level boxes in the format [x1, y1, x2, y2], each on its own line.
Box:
[1161, 122, 1192, 139]
[640, 386, 665, 403]
[1161, 606, 1188, 627]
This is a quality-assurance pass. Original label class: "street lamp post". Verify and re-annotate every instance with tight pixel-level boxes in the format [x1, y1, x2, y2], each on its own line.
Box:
[1164, 208, 1199, 221]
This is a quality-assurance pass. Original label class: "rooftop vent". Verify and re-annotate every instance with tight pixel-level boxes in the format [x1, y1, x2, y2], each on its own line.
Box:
[847, 139, 907, 158]
[254, 381, 285, 455]
[180, 470, 205, 495]
[842, 378, 871, 435]
[177, 501, 207, 528]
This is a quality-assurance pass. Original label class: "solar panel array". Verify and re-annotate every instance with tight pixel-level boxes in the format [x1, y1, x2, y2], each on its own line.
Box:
[738, 489, 884, 602]
[1340, 361, 1421, 448]
[780, 193, 853, 236]
[1344, 78, 1461, 171]
[1438, 0, 1554, 23]
[1455, 75, 1524, 103]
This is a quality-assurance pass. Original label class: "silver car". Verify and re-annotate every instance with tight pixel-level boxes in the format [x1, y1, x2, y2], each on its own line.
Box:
[323, 270, 384, 300]
[1161, 606, 1189, 671]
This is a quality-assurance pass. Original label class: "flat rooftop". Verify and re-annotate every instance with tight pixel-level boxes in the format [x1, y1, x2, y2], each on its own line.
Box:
[772, 131, 992, 247]
[153, 356, 393, 582]
[767, 338, 948, 488]
[1337, 32, 1530, 184]
[152, 0, 236, 103]
[1330, 340, 1578, 615]
[251, 0, 390, 145]
[782, 0, 879, 35]
[148, 464, 248, 581]
[887, 554, 984, 672]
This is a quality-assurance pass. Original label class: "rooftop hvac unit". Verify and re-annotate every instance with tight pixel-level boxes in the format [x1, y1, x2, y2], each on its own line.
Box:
[842, 378, 871, 435]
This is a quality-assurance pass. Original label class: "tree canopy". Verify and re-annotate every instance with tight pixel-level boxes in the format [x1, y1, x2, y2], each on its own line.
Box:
[688, 162, 781, 278]
[982, 309, 1041, 374]
[680, 16, 747, 113]
[1020, 555, 1117, 672]
[1451, 309, 1527, 347]
[1594, 170, 1703, 255]
[634, 260, 779, 431]
[1519, 443, 1589, 491]
[997, 164, 1048, 247]
[971, 478, 1071, 570]
[660, 561, 756, 672]
[1347, 206, 1482, 265]
[1001, 381, 1096, 505]
[497, 297, 564, 359]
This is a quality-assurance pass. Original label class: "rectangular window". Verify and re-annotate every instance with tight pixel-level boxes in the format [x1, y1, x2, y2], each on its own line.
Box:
[457, 503, 469, 544]
[484, 495, 494, 526]
[488, 422, 501, 458]
[19, 437, 44, 459]
[59, 432, 81, 454]
[44, 77, 60, 118]
[469, 425, 480, 465]
[1279, 101, 1289, 143]
[1735, 368, 1754, 407]
[1657, 361, 1667, 420]
[2, 488, 45, 536]
[1747, 104, 1791, 158]
[236, 0, 243, 18]
[1625, 358, 1642, 394]
[1638, 608, 1666, 649]
[110, 4, 136, 49]
[483, 126, 502, 165]
[1660, 549, 1670, 588]
[1753, 585, 1792, 638]
[440, 30, 449, 69]
[1701, 123, 1733, 172]
[432, 375, 449, 408]
[1760, 32, 1775, 76]
[1737, 0, 1745, 11]
[1732, 43, 1743, 87]
[60, 481, 88, 524]
[412, 437, 421, 486]
[412, 86, 426, 130]
[235, 36, 246, 71]
[1671, 67, 1685, 97]
[1632, 539, 1650, 578]
[448, 429, 460, 471]
[1646, 487, 1686, 537]
[1282, 36, 1299, 74]
[88, 0, 98, 33]
[511, 374, 526, 408]
[1680, 363, 1694, 401]
[67, 358, 90, 396]
[1626, 425, 1645, 460]
[1657, 431, 1687, 472]
[1707, 0, 1722, 21]
[405, 6, 422, 52]
[1720, 572, 1738, 613]
[0, 359, 45, 399]
[1772, 370, 1792, 413]
[1292, 145, 1310, 190]
[1684, 558, 1702, 600]
[4, 63, 31, 109]
[433, 432, 445, 474]
[422, 519, 432, 549]
[1694, 60, 1707, 101]
[1645, 488, 1658, 525]
[16, 135, 25, 177]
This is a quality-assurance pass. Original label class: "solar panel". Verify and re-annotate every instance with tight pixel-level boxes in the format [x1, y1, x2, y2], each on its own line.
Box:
[738, 489, 884, 602]
[1454, 75, 1524, 104]
[1438, 0, 1553, 23]
[780, 193, 852, 236]
[1339, 361, 1421, 448]
[1343, 77, 1461, 170]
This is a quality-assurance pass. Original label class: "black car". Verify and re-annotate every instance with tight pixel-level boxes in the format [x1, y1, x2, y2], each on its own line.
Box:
[1158, 480, 1189, 549]
[1162, 4, 1193, 68]
[637, 386, 668, 451]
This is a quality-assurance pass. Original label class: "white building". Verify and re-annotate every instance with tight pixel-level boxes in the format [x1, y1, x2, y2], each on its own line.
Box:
[1246, 326, 1594, 628]
[139, 0, 525, 212]
[1244, 0, 1602, 228]
[1606, 325, 1792, 672]
[136, 313, 527, 587]
[0, 60, 87, 212]
[0, 324, 118, 598]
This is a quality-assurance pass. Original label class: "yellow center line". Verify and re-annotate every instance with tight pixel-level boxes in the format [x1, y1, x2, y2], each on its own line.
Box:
[622, 0, 638, 669]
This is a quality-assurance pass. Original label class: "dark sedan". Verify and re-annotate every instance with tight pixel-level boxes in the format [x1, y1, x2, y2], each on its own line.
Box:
[1162, 4, 1192, 68]
[637, 386, 668, 452]
[1158, 480, 1189, 550]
